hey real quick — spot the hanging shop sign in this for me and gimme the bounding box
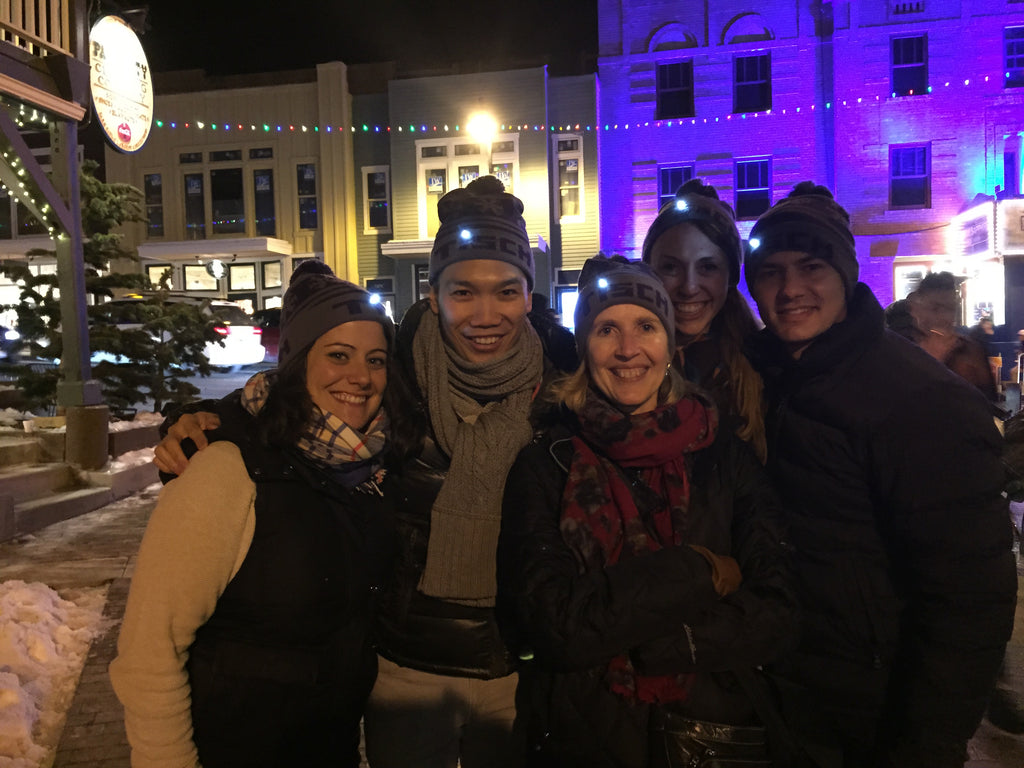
[89,15,153,153]
[999,199,1024,256]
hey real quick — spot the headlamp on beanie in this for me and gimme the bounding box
[573,254,675,359]
[641,178,743,286]
[429,175,535,289]
[278,260,394,370]
[745,181,858,299]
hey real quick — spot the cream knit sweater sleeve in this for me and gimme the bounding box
[110,441,256,768]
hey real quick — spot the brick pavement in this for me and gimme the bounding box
[53,578,131,768]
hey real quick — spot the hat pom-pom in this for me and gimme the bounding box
[676,178,720,203]
[788,181,835,200]
[290,260,335,283]
[465,175,506,196]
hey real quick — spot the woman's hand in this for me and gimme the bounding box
[153,412,221,476]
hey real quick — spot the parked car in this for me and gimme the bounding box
[252,307,280,363]
[93,295,266,371]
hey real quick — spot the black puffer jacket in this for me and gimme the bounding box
[749,284,1017,767]
[496,411,797,768]
[374,299,578,679]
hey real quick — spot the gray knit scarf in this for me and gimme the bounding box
[412,310,543,605]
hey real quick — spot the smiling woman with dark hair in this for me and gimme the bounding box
[111,261,398,768]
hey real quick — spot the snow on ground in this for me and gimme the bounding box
[0,581,108,767]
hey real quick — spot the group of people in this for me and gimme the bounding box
[109,174,1017,768]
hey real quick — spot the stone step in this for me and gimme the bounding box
[0,435,41,467]
[0,462,74,505]
[0,486,114,542]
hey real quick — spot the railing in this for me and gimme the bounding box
[0,0,84,60]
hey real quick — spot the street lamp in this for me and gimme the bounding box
[467,112,497,145]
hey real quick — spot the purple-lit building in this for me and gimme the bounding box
[596,0,1024,329]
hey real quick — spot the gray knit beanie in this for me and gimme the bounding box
[278,260,394,370]
[641,179,743,286]
[745,181,858,298]
[429,175,534,289]
[574,254,674,359]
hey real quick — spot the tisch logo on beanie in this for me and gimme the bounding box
[429,175,535,290]
[745,181,858,298]
[641,178,743,286]
[278,260,394,370]
[574,254,674,359]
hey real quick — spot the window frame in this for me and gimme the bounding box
[143,171,164,238]
[891,34,928,96]
[656,59,695,119]
[296,161,319,231]
[734,158,772,220]
[658,164,695,209]
[415,135,519,239]
[362,165,392,235]
[889,143,932,209]
[733,53,771,113]
[555,134,585,223]
[1006,26,1024,88]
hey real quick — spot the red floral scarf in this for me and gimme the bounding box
[560,389,718,703]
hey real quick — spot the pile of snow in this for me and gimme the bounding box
[0,581,107,766]
[108,411,163,432]
[0,409,36,429]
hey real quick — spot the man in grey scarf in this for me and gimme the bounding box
[364,175,576,768]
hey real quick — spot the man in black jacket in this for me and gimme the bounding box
[364,176,576,768]
[744,182,1017,768]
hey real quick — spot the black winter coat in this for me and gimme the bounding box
[374,299,578,679]
[749,284,1017,767]
[183,395,394,767]
[496,412,798,768]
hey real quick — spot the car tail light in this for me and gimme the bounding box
[214,326,229,336]
[253,327,262,336]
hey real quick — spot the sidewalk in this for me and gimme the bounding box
[0,485,1022,767]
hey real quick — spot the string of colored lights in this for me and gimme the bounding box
[147,73,1008,135]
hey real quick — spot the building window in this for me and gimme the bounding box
[1006,148,1021,197]
[296,163,318,230]
[734,54,771,113]
[735,158,771,219]
[209,149,242,162]
[658,165,695,208]
[890,144,931,208]
[656,60,694,119]
[0,190,12,239]
[146,264,171,287]
[143,173,163,238]
[417,135,518,238]
[891,35,927,96]
[1007,27,1024,88]
[253,169,276,237]
[210,168,245,235]
[183,173,206,240]
[556,135,584,221]
[363,166,391,234]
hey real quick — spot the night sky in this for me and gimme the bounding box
[137,0,598,76]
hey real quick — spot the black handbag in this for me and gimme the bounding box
[649,709,772,768]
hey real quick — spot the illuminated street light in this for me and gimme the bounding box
[467,112,497,144]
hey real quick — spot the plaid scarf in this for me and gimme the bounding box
[241,371,388,473]
[561,389,717,703]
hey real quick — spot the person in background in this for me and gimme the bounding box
[908,271,998,403]
[745,182,1017,768]
[883,298,921,344]
[641,179,765,460]
[497,255,797,767]
[112,262,397,767]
